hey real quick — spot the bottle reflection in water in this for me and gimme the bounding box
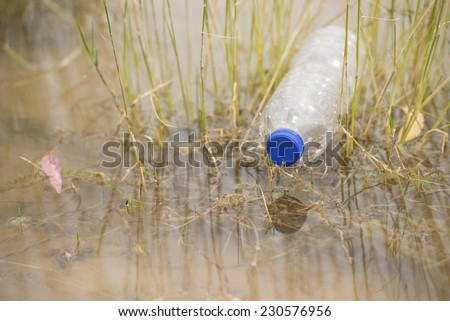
[267,195,309,234]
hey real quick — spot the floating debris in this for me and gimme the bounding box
[40,153,62,194]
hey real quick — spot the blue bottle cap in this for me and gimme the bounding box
[266,128,304,166]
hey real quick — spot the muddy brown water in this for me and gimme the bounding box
[1,1,449,300]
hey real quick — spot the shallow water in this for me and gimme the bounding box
[1,1,449,300]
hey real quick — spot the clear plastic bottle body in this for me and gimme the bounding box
[260,26,360,164]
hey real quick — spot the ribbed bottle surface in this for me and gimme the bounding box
[261,26,360,165]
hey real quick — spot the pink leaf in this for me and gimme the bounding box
[40,154,62,194]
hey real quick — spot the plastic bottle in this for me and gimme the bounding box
[260,25,360,166]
